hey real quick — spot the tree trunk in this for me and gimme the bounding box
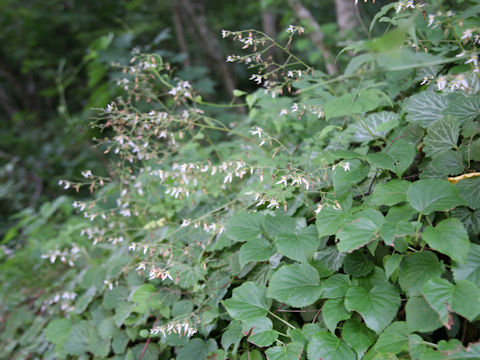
[261,8,278,63]
[287,0,338,75]
[179,0,236,96]
[335,0,358,36]
[172,3,191,68]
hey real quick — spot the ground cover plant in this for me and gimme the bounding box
[2,0,480,359]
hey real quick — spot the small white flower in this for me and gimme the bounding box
[287,25,295,33]
[136,262,146,271]
[314,204,323,215]
[249,126,263,138]
[437,76,447,91]
[461,29,473,41]
[466,55,478,67]
[128,243,137,251]
[343,162,351,171]
[276,175,288,187]
[221,30,228,38]
[427,14,435,27]
[279,109,288,116]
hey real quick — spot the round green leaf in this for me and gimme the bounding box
[239,238,275,267]
[407,179,464,215]
[265,343,304,360]
[337,209,384,253]
[406,296,443,332]
[374,321,408,355]
[345,283,400,334]
[307,331,356,360]
[343,251,375,277]
[342,318,376,358]
[225,212,264,242]
[422,278,454,328]
[44,318,72,345]
[453,243,480,286]
[370,180,410,206]
[177,338,217,360]
[267,264,322,307]
[223,282,270,320]
[274,226,320,263]
[451,280,480,321]
[322,274,351,299]
[399,251,445,296]
[422,218,470,264]
[322,298,351,333]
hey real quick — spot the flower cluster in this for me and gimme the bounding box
[41,245,81,266]
[150,321,197,338]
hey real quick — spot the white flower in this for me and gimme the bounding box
[437,76,447,91]
[249,126,263,138]
[266,199,280,209]
[276,175,288,187]
[466,55,478,67]
[343,162,351,171]
[226,55,234,62]
[427,14,435,27]
[221,29,228,38]
[128,243,137,251]
[136,262,146,271]
[81,170,93,178]
[314,204,323,215]
[461,29,473,41]
[287,25,295,33]
[223,173,233,184]
[279,109,288,116]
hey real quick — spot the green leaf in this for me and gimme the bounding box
[453,243,480,286]
[422,218,469,263]
[399,251,445,296]
[443,93,480,124]
[384,254,403,280]
[45,319,71,345]
[265,343,304,360]
[177,338,217,360]
[406,296,443,332]
[131,284,159,313]
[374,321,408,355]
[114,303,133,327]
[455,177,480,209]
[267,263,322,307]
[332,159,369,196]
[239,238,275,267]
[263,215,303,237]
[452,207,480,236]
[324,89,387,120]
[88,328,111,357]
[64,321,91,355]
[322,274,351,299]
[345,283,401,334]
[223,282,270,320]
[343,251,374,277]
[351,111,399,143]
[342,318,376,358]
[314,246,345,272]
[103,286,129,310]
[337,209,384,253]
[431,150,465,176]
[274,226,320,263]
[225,212,264,242]
[380,219,416,246]
[307,331,356,360]
[451,280,480,321]
[221,321,243,354]
[378,139,416,177]
[370,180,410,206]
[404,91,448,128]
[423,116,460,157]
[243,317,278,347]
[322,298,351,333]
[316,207,349,237]
[422,278,455,329]
[407,179,464,215]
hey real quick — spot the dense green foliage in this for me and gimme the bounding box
[2,0,480,359]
